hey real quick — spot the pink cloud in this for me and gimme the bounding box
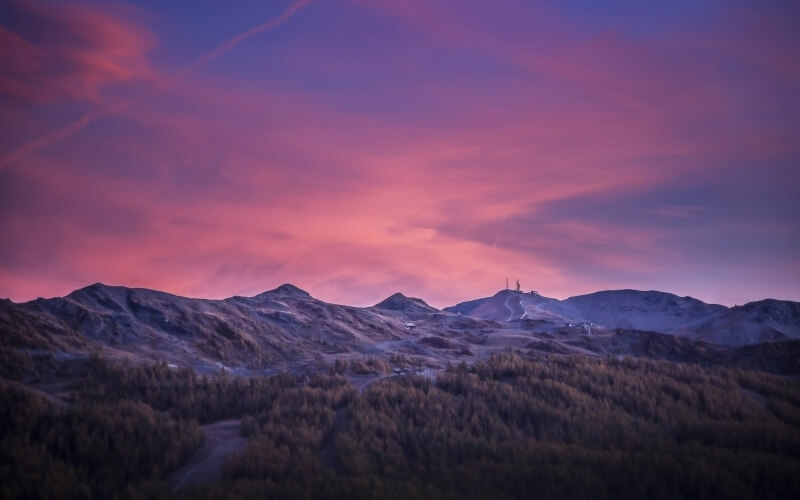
[0,0,797,307]
[0,0,157,105]
[0,75,685,305]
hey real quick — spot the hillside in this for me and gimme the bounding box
[2,284,799,379]
[3,284,800,497]
[447,289,799,346]
[3,353,800,499]
[445,290,563,322]
[672,299,800,345]
[551,290,726,331]
[5,283,409,373]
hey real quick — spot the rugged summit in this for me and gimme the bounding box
[373,293,438,313]
[256,284,311,299]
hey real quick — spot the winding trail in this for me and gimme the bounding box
[354,368,445,395]
[739,387,768,408]
[17,382,68,408]
[169,418,247,490]
[502,294,526,321]
[503,297,514,321]
[356,373,395,395]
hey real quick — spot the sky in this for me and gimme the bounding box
[1,0,798,308]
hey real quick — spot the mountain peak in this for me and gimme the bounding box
[259,283,310,298]
[66,282,117,299]
[374,293,437,312]
[73,282,109,292]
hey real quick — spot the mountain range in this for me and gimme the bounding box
[2,284,799,376]
[447,289,800,345]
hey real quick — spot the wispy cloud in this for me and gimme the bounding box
[0,1,157,105]
[0,0,314,169]
[649,205,710,219]
[0,0,797,307]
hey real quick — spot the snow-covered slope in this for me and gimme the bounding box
[545,290,726,332]
[671,299,800,345]
[447,289,799,346]
[445,290,564,322]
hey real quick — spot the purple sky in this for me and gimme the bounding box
[1,0,798,307]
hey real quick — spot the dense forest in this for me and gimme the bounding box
[2,353,800,499]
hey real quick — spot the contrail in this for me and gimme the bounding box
[0,114,92,169]
[0,0,313,169]
[491,215,507,249]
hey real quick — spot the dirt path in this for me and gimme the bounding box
[353,368,443,395]
[352,373,395,395]
[169,418,247,490]
[739,387,768,408]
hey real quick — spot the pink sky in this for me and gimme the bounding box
[1,0,798,307]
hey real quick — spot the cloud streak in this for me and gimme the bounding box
[0,0,314,169]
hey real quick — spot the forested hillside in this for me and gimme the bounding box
[2,353,800,499]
